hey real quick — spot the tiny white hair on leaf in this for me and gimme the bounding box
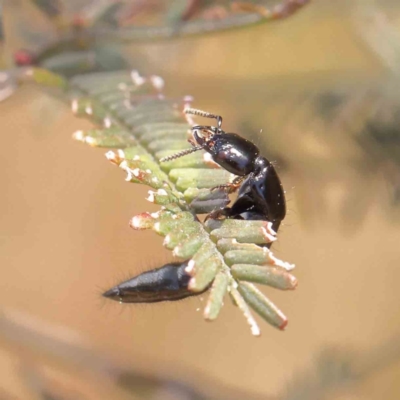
[103,117,112,128]
[157,189,168,196]
[131,70,145,86]
[72,130,84,141]
[150,75,164,90]
[71,99,79,114]
[132,168,140,177]
[146,191,155,203]
[185,260,195,274]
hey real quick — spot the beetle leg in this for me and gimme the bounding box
[210,176,245,194]
[204,207,230,222]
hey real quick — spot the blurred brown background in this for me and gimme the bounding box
[1,1,400,399]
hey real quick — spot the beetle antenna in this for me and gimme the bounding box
[159,145,204,162]
[185,108,222,128]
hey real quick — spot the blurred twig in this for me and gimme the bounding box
[1,310,400,400]
[283,338,400,400]
[0,310,269,400]
[7,0,312,61]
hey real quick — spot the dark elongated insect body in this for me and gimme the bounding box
[192,130,260,176]
[103,261,207,303]
[104,109,287,304]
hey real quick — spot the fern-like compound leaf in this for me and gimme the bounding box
[68,70,296,336]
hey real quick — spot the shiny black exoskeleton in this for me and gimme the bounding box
[226,155,286,233]
[103,260,205,303]
[161,108,286,232]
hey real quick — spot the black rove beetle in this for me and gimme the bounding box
[103,109,287,304]
[161,108,286,233]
